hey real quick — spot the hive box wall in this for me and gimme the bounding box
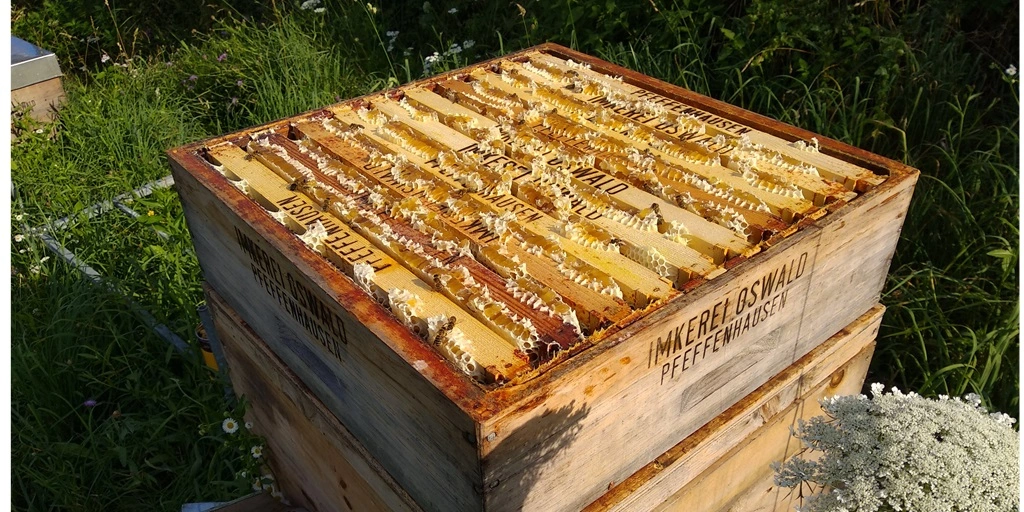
[206,283,880,512]
[588,306,882,511]
[476,177,912,510]
[207,285,422,512]
[171,156,486,511]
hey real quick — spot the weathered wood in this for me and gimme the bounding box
[587,305,881,511]
[12,76,65,123]
[205,142,529,381]
[171,147,488,511]
[209,282,879,512]
[208,285,420,512]
[528,52,884,192]
[650,342,872,512]
[169,43,917,512]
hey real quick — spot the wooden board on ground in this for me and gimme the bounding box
[169,43,916,511]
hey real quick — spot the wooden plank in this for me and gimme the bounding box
[209,285,420,512]
[588,305,881,511]
[341,101,719,286]
[415,84,791,245]
[206,142,529,382]
[322,108,658,311]
[12,76,65,123]
[474,169,913,512]
[292,118,643,326]
[652,343,875,512]
[454,73,751,263]
[508,60,856,207]
[406,85,761,255]
[473,70,814,223]
[214,278,878,512]
[252,132,582,359]
[529,52,884,192]
[303,105,673,308]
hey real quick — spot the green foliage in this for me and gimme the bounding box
[12,64,207,219]
[11,265,252,511]
[12,0,269,74]
[9,0,1018,508]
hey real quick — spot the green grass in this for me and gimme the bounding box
[11,0,1018,508]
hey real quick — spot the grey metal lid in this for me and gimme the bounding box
[12,36,63,90]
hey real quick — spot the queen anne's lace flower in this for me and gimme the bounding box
[773,385,1018,512]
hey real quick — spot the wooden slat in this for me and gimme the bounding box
[587,305,882,511]
[253,132,583,355]
[209,285,421,512]
[320,108,659,313]
[206,143,528,381]
[474,70,815,223]
[351,100,719,286]
[407,85,761,255]
[508,60,855,207]
[435,75,751,260]
[291,118,640,330]
[529,52,884,192]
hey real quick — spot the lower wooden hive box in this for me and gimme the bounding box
[170,43,916,511]
[208,285,883,511]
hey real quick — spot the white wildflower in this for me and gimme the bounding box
[299,0,320,10]
[15,214,23,222]
[313,6,325,13]
[19,249,26,254]
[386,30,400,38]
[463,39,475,49]
[222,417,239,434]
[774,386,1019,512]
[251,445,264,458]
[14,235,24,243]
[366,2,378,14]
[101,53,110,63]
[448,7,458,13]
[1006,64,1017,76]
[30,265,40,274]
[39,256,50,264]
[245,421,253,429]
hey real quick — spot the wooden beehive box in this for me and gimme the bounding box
[169,43,917,512]
[207,284,882,512]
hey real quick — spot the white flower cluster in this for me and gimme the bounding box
[773,384,1019,512]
